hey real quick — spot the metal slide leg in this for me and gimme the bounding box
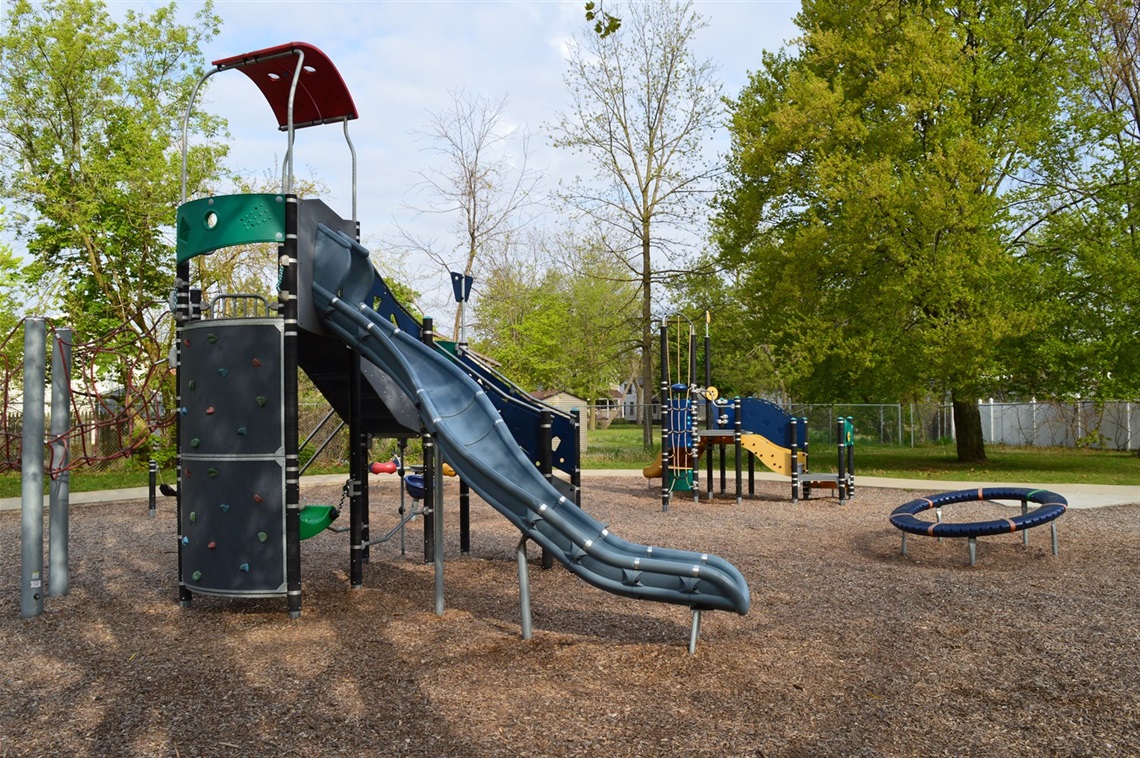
[688,610,702,655]
[516,536,532,640]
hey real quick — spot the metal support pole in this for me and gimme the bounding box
[900,533,908,555]
[789,418,799,503]
[398,438,408,556]
[704,329,713,504]
[21,318,46,618]
[659,323,670,513]
[282,195,302,619]
[459,479,470,554]
[434,449,444,616]
[422,431,435,564]
[516,536,532,640]
[49,327,72,597]
[1022,497,1030,548]
[688,610,702,655]
[719,442,726,494]
[734,397,742,505]
[421,318,436,564]
[350,349,365,588]
[147,459,157,520]
[539,410,554,569]
[570,409,582,506]
[1051,522,1059,556]
[968,537,977,566]
[836,418,847,505]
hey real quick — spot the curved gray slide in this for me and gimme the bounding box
[310,225,749,615]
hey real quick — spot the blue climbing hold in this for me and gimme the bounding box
[218,367,229,377]
[239,563,250,572]
[236,426,247,436]
[219,503,230,512]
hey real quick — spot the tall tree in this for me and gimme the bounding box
[396,89,542,343]
[551,0,722,447]
[1006,0,1140,403]
[0,0,225,366]
[713,0,1093,462]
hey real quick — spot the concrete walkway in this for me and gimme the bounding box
[2,470,1135,512]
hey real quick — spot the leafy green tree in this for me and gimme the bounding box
[1005,0,1140,402]
[472,234,639,401]
[551,0,722,447]
[713,0,1094,462]
[0,0,225,364]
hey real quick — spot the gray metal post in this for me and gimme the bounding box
[21,318,47,618]
[968,537,977,566]
[433,448,444,616]
[49,327,71,597]
[1022,497,1030,547]
[516,536,532,640]
[147,459,157,519]
[1051,522,1059,556]
[688,610,702,655]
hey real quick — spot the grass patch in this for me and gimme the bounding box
[583,426,1138,486]
[1,430,1134,497]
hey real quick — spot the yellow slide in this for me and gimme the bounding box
[740,434,804,477]
[642,454,663,479]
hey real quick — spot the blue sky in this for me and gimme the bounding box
[127,1,802,321]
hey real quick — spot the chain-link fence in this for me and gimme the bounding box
[595,400,1138,450]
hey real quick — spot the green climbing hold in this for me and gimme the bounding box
[192,570,202,581]
[208,468,218,478]
[257,531,268,543]
[190,437,200,448]
[188,379,196,391]
[218,367,229,377]
[236,426,247,436]
[189,511,197,523]
[256,396,267,407]
[207,333,218,343]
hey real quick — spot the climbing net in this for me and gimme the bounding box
[0,316,176,476]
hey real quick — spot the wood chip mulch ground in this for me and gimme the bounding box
[1,475,1137,756]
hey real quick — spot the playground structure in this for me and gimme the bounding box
[647,314,855,510]
[172,42,749,648]
[889,487,1067,566]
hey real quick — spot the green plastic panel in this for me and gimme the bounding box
[177,194,286,263]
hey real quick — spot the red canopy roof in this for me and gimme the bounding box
[211,42,358,131]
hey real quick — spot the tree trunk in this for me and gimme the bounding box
[640,221,654,449]
[640,306,654,448]
[952,393,987,463]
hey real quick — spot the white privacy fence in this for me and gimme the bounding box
[979,400,1139,451]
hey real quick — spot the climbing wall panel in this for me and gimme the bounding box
[180,318,286,597]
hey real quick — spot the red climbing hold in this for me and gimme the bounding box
[370,461,398,475]
[206,406,215,415]
[208,541,217,550]
[251,357,262,367]
[253,493,263,503]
